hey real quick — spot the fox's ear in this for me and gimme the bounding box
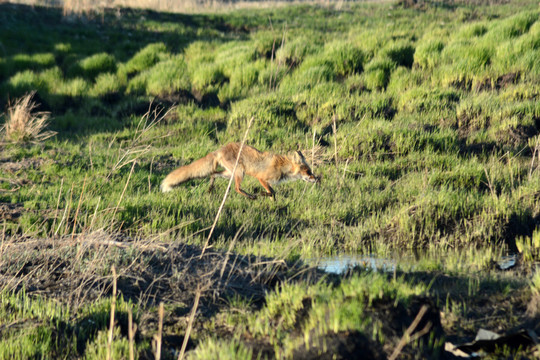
[294,150,305,163]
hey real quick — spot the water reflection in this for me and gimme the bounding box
[315,255,397,274]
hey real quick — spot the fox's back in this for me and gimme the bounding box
[216,143,270,167]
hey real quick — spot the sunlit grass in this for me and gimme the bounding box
[1,0,540,357]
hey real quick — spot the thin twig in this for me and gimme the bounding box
[55,182,73,236]
[128,306,137,360]
[51,178,64,236]
[219,225,245,280]
[312,129,316,171]
[154,302,164,360]
[88,196,101,231]
[149,155,155,194]
[71,175,87,239]
[178,289,201,360]
[107,265,117,360]
[63,182,75,235]
[332,114,340,188]
[275,24,286,90]
[89,140,94,172]
[529,138,540,181]
[268,16,275,90]
[389,305,431,360]
[484,167,496,198]
[109,161,137,232]
[200,116,254,258]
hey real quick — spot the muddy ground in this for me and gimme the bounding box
[0,232,539,359]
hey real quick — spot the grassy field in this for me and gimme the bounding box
[1,0,540,358]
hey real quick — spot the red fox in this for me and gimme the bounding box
[160,143,319,199]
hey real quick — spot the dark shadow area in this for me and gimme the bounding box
[0,2,253,137]
[503,212,540,253]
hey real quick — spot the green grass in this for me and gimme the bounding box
[1,0,540,358]
[0,290,147,359]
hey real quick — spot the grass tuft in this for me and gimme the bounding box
[1,92,56,144]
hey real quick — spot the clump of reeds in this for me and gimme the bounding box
[1,92,56,144]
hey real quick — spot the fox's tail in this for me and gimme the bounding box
[160,153,216,192]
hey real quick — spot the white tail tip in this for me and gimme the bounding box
[160,182,173,193]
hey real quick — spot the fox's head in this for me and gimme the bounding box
[291,151,320,183]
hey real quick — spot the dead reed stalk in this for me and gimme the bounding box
[51,178,64,237]
[178,289,201,360]
[107,265,117,360]
[109,160,137,232]
[219,225,245,280]
[332,114,342,190]
[154,302,164,360]
[200,116,254,257]
[128,306,137,360]
[529,136,540,181]
[71,175,87,239]
[389,305,432,360]
[54,183,74,236]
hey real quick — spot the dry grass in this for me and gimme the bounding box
[9,0,355,15]
[0,230,314,308]
[1,92,56,144]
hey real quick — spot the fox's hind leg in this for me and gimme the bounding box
[208,176,216,193]
[208,168,232,193]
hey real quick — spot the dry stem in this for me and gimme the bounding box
[107,265,117,360]
[178,289,201,360]
[389,305,432,360]
[200,116,254,257]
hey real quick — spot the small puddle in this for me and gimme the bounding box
[314,255,397,274]
[497,254,518,270]
[313,253,518,275]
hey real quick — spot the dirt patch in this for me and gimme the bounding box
[293,330,386,360]
[0,231,317,310]
[152,155,183,173]
[474,72,520,92]
[191,89,222,109]
[0,157,51,173]
[155,90,196,107]
[496,124,538,148]
[370,296,443,359]
[0,202,24,221]
[497,72,520,88]
[288,296,442,360]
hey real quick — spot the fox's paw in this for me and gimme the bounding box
[259,191,275,200]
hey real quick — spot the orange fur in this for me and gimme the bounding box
[160,143,319,199]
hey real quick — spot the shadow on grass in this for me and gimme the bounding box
[0,2,251,136]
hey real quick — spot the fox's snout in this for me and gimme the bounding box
[302,173,320,184]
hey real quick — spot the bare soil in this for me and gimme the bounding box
[0,157,51,173]
[0,232,538,359]
[0,202,24,221]
[0,231,312,310]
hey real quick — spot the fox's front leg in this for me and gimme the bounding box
[234,174,256,200]
[257,178,276,201]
